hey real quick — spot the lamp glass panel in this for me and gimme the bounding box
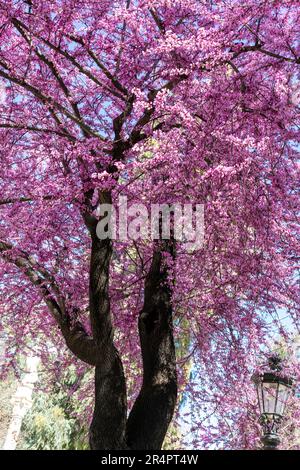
[257,383,264,414]
[262,382,278,414]
[276,383,290,416]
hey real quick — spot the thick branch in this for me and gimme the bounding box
[89,234,113,343]
[0,240,98,366]
[232,44,300,64]
[126,240,177,450]
[0,194,56,206]
[149,8,166,34]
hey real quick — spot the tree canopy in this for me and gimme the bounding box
[0,0,299,449]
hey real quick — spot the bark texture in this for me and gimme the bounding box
[88,235,177,450]
[126,242,177,450]
[88,234,128,450]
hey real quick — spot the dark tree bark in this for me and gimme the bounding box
[126,240,177,450]
[88,234,128,449]
[87,233,177,450]
[90,355,128,449]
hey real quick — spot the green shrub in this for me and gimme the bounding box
[20,369,89,450]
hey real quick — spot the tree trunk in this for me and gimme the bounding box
[126,241,177,450]
[88,237,177,450]
[89,352,128,449]
[87,234,129,449]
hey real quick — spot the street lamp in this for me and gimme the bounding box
[252,355,294,450]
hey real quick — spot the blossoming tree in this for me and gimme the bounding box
[0,0,299,450]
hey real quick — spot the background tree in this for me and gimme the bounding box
[0,0,299,450]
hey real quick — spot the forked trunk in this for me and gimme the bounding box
[88,239,177,450]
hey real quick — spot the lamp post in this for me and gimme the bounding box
[252,355,294,450]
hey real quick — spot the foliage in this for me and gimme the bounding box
[0,373,17,448]
[0,0,299,449]
[20,368,89,450]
